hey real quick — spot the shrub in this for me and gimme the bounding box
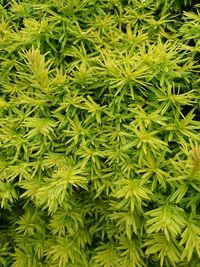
[0,0,200,266]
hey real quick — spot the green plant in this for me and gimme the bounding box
[0,0,200,266]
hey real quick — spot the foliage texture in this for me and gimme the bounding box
[0,0,200,266]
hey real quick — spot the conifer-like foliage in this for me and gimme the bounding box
[0,0,200,266]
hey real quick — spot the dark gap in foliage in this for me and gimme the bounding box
[0,0,10,9]
[187,39,196,47]
[193,52,200,64]
[182,0,200,12]
[181,105,200,121]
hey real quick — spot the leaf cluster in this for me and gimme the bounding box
[0,0,200,266]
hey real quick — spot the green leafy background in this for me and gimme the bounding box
[0,0,200,266]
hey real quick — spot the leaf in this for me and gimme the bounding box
[145,205,186,240]
[114,179,152,212]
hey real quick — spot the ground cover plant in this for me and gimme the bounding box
[0,0,200,266]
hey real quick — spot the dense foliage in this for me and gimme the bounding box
[0,0,200,266]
